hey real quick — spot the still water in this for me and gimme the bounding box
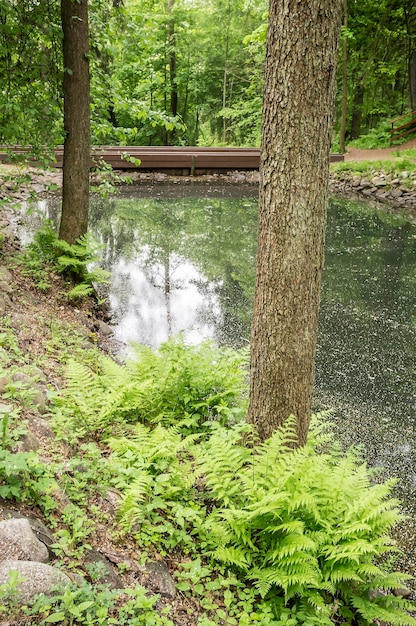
[24,184,416,567]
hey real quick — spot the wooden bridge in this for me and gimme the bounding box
[0,145,344,175]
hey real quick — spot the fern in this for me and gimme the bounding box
[196,416,415,624]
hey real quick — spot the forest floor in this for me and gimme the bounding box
[0,145,415,623]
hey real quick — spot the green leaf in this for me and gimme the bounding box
[44,613,66,623]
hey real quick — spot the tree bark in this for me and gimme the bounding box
[350,82,364,139]
[59,0,90,244]
[339,0,348,153]
[247,0,342,446]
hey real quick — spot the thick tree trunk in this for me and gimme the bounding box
[248,0,342,446]
[59,0,90,244]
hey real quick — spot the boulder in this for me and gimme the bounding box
[144,561,176,599]
[0,560,72,603]
[0,519,49,563]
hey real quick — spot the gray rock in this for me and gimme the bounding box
[0,560,71,603]
[84,549,123,590]
[9,373,47,414]
[8,312,31,329]
[0,293,12,315]
[144,561,176,599]
[28,416,54,439]
[0,282,13,295]
[96,320,113,337]
[17,430,41,452]
[0,510,55,556]
[371,176,387,187]
[389,188,403,198]
[0,376,11,395]
[0,268,12,284]
[0,519,49,563]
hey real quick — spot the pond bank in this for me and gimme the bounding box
[2,162,416,224]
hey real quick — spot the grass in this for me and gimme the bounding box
[331,157,416,178]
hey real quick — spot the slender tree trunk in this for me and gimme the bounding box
[59,0,90,244]
[167,0,177,145]
[248,0,342,446]
[339,0,348,153]
[350,82,364,139]
[409,50,416,112]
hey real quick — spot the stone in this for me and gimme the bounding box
[351,176,362,187]
[0,519,49,563]
[389,188,403,198]
[0,282,13,295]
[9,373,47,414]
[371,176,387,186]
[0,560,71,603]
[0,268,12,284]
[0,293,12,315]
[392,586,412,599]
[84,549,124,590]
[144,561,176,599]
[95,320,113,337]
[17,430,41,452]
[0,510,55,556]
[28,416,54,439]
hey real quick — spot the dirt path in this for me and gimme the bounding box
[345,136,416,161]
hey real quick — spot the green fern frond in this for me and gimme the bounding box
[212,546,250,569]
[351,594,416,625]
[66,283,94,299]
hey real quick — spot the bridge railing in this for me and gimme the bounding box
[390,109,416,144]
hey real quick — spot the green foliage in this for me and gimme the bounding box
[198,416,415,625]
[0,570,25,617]
[108,423,204,553]
[0,448,56,508]
[105,410,415,625]
[20,225,110,298]
[51,504,95,563]
[51,337,248,440]
[331,157,416,177]
[26,580,174,625]
[348,120,394,149]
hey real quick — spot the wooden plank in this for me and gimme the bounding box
[0,145,344,171]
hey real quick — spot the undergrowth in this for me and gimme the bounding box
[19,224,109,298]
[1,323,415,624]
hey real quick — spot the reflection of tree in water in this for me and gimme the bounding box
[88,190,258,343]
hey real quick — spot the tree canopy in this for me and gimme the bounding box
[1,0,414,149]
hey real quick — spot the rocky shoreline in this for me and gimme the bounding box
[329,169,416,218]
[2,164,416,226]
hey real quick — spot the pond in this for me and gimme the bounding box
[23,183,416,571]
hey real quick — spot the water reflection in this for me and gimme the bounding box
[21,185,416,564]
[88,185,258,348]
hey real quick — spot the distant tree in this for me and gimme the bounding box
[59,0,90,244]
[248,0,342,446]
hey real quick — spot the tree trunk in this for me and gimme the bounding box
[248,0,342,446]
[339,0,348,153]
[59,0,90,244]
[350,82,364,139]
[166,0,177,145]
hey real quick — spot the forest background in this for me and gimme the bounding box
[1,0,415,153]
